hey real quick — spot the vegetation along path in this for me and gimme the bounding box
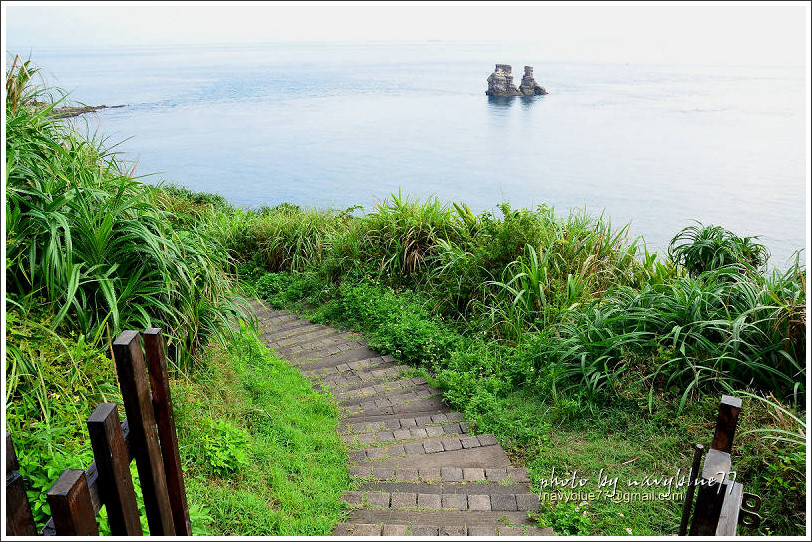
[250,299,554,536]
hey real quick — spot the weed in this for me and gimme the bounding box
[531,502,592,535]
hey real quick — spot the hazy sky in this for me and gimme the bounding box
[2,2,809,66]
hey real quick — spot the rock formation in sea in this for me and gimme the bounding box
[518,66,548,95]
[485,64,522,96]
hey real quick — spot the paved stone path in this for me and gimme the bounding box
[252,300,553,536]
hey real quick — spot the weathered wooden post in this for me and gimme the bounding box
[46,469,99,536]
[87,403,143,535]
[686,395,761,536]
[144,328,192,535]
[6,432,38,536]
[678,443,705,535]
[113,330,176,536]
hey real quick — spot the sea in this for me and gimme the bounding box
[13,42,808,268]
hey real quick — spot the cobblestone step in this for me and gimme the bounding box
[251,307,289,322]
[342,396,451,422]
[333,522,553,536]
[324,366,412,390]
[339,382,439,408]
[286,338,365,362]
[341,490,541,511]
[341,421,470,447]
[262,321,334,343]
[335,376,432,402]
[313,365,405,388]
[274,333,356,357]
[293,346,384,371]
[259,315,314,334]
[338,510,553,535]
[353,443,512,470]
[299,354,396,380]
[339,412,465,434]
[346,434,498,461]
[347,466,530,484]
[259,312,298,325]
[358,480,532,495]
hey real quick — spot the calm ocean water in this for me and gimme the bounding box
[18,42,807,267]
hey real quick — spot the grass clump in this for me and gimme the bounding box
[669,221,770,277]
[539,261,806,407]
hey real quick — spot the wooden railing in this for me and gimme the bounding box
[5,329,191,536]
[679,395,763,536]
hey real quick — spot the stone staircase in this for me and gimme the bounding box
[252,300,553,536]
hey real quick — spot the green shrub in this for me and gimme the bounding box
[668,222,769,276]
[5,310,119,529]
[539,262,805,407]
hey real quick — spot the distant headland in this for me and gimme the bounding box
[34,103,126,119]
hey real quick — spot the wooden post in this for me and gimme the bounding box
[678,443,704,536]
[87,403,143,535]
[46,469,99,536]
[689,449,732,535]
[113,330,175,536]
[688,395,743,536]
[6,432,21,473]
[715,481,744,535]
[143,328,192,535]
[710,395,742,453]
[6,432,38,536]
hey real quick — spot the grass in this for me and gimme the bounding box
[175,324,349,536]
[210,194,803,413]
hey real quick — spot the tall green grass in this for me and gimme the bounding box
[539,262,805,407]
[206,191,804,407]
[5,61,244,370]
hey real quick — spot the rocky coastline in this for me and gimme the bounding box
[35,103,126,119]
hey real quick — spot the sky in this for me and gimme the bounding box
[2,1,810,66]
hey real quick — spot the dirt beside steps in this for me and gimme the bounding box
[251,300,553,536]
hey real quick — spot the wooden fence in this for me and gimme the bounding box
[679,395,763,536]
[5,329,191,536]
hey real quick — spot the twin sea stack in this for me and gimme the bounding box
[486,64,548,97]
